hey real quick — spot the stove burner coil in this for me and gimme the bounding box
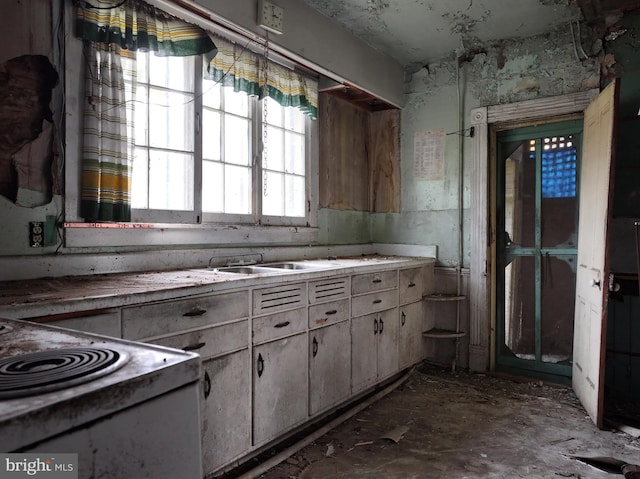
[0,348,129,399]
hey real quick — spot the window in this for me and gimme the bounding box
[126,51,312,226]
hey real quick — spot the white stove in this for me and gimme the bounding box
[0,318,203,478]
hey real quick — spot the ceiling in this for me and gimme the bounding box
[302,0,640,67]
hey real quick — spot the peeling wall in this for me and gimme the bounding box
[377,25,600,267]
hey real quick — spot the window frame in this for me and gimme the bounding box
[63,2,319,248]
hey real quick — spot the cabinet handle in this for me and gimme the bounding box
[312,337,318,357]
[379,318,384,334]
[203,371,212,399]
[408,282,416,288]
[325,309,337,315]
[374,318,378,335]
[183,308,207,317]
[183,342,206,351]
[274,321,290,328]
[257,353,264,378]
[372,278,382,284]
[373,299,382,304]
[401,311,406,327]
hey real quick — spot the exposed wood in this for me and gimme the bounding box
[320,83,397,112]
[369,109,401,213]
[573,79,619,429]
[319,93,369,210]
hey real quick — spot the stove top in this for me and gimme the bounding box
[0,317,201,452]
[0,347,129,399]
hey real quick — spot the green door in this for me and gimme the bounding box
[496,120,583,383]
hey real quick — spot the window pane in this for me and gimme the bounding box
[202,109,221,160]
[266,126,284,172]
[224,87,248,117]
[265,97,283,127]
[132,147,149,209]
[263,172,283,216]
[225,115,249,166]
[149,88,194,151]
[148,150,194,210]
[285,175,305,217]
[202,79,221,109]
[202,160,223,213]
[225,164,251,214]
[284,106,304,133]
[285,132,304,174]
[149,55,194,91]
[133,85,149,146]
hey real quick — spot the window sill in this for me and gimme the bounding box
[63,222,318,248]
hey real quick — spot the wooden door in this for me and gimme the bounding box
[573,80,619,428]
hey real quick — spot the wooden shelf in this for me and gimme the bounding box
[423,294,466,302]
[422,328,466,339]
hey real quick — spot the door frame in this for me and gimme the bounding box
[468,89,599,372]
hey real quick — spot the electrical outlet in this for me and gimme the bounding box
[29,222,44,247]
[257,0,284,34]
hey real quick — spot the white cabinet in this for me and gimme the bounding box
[399,302,423,369]
[309,320,350,415]
[252,328,308,446]
[351,308,399,394]
[31,310,122,337]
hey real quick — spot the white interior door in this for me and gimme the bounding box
[572,79,619,428]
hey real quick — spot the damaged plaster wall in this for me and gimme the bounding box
[371,25,600,267]
[0,0,62,257]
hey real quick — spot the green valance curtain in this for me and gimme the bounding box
[76,0,216,222]
[75,0,217,57]
[206,35,318,119]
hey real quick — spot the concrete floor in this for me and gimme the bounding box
[252,364,640,478]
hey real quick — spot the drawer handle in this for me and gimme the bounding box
[325,310,338,315]
[401,311,406,327]
[372,278,382,284]
[257,353,264,378]
[373,299,382,304]
[274,321,290,328]
[408,283,416,288]
[183,342,206,351]
[183,308,207,317]
[312,337,318,357]
[374,318,378,335]
[379,318,384,334]
[203,371,212,399]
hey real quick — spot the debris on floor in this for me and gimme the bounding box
[252,363,640,478]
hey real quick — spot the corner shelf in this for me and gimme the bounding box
[423,293,466,302]
[422,328,466,339]
[422,293,467,372]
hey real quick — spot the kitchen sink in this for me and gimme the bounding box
[215,266,287,274]
[261,262,327,270]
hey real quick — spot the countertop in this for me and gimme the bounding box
[0,255,435,319]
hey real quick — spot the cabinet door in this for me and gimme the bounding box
[201,349,250,475]
[399,302,423,369]
[253,333,308,445]
[351,313,379,394]
[376,308,399,380]
[309,321,350,415]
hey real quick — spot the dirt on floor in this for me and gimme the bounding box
[250,363,640,479]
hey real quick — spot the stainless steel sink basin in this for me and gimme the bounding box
[261,262,325,270]
[215,266,286,274]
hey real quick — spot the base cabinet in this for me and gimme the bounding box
[351,308,399,394]
[201,350,251,474]
[253,332,308,445]
[399,301,424,369]
[309,320,351,415]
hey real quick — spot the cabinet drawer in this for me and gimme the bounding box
[252,308,306,344]
[351,270,397,295]
[309,277,349,303]
[45,310,122,338]
[122,290,249,340]
[351,289,398,317]
[309,299,349,329]
[150,320,248,359]
[399,268,423,304]
[253,283,307,316]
